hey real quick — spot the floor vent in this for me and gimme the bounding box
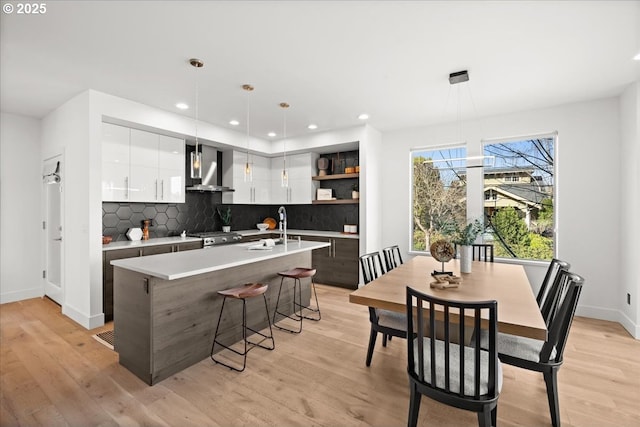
[93,330,114,350]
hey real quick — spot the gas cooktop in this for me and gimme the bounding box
[186,231,243,246]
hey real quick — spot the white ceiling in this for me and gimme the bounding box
[1,1,638,143]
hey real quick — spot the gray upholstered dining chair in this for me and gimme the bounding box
[359,251,407,366]
[406,286,501,427]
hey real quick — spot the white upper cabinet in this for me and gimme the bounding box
[157,135,185,203]
[271,152,319,204]
[101,123,185,203]
[222,150,271,204]
[129,129,159,202]
[102,123,131,201]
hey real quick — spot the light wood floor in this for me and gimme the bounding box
[1,285,639,427]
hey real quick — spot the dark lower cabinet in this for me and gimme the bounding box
[298,236,359,289]
[102,241,203,322]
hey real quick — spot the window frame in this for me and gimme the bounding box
[480,132,558,263]
[408,132,558,266]
[408,143,468,255]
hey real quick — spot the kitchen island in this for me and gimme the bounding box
[111,240,330,385]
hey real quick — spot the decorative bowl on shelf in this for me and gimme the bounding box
[257,223,269,231]
[102,236,112,245]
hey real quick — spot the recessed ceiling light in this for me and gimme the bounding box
[229,120,240,126]
[175,102,189,110]
[268,132,276,137]
[634,52,640,61]
[307,124,318,130]
[358,113,369,120]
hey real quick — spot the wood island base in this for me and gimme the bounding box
[114,251,311,385]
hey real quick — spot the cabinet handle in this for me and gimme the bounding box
[143,278,149,294]
[139,249,143,257]
[155,179,158,199]
[328,238,332,257]
[332,239,336,258]
[125,177,129,199]
[161,180,164,200]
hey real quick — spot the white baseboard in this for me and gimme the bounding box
[62,303,105,330]
[0,288,43,304]
[576,304,639,339]
[618,311,640,339]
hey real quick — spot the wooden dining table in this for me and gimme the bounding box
[349,256,547,340]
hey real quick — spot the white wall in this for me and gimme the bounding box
[40,92,101,328]
[0,113,42,303]
[382,97,634,335]
[619,82,639,338]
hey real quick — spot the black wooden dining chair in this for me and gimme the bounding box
[472,244,494,262]
[382,244,403,271]
[359,252,407,366]
[537,258,571,326]
[406,286,501,427]
[454,243,494,262]
[497,270,584,427]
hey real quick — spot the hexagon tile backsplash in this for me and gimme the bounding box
[102,192,220,241]
[102,193,359,241]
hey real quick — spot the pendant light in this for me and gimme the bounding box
[189,58,204,179]
[242,84,254,182]
[280,102,290,187]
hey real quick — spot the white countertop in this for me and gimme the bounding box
[111,240,330,280]
[237,229,359,239]
[102,236,202,251]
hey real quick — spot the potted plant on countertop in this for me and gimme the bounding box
[352,183,360,200]
[217,207,232,232]
[445,219,483,273]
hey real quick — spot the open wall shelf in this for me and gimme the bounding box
[312,199,359,205]
[312,173,359,181]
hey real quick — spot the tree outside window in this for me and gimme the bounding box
[411,147,466,252]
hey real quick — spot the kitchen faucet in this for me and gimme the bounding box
[278,206,287,245]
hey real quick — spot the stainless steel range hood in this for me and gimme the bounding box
[186,145,235,192]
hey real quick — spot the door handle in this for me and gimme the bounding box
[53,237,62,241]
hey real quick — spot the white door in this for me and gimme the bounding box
[43,156,64,305]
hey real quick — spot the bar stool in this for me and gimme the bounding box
[272,268,321,333]
[210,283,275,372]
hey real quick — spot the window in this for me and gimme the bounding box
[483,137,555,261]
[411,146,466,252]
[410,136,556,262]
